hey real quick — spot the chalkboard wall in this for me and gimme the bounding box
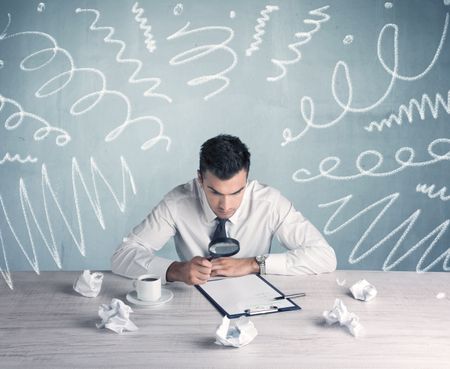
[1,0,449,288]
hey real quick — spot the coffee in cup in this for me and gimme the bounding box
[133,274,161,301]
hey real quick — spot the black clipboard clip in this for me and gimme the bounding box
[245,305,279,316]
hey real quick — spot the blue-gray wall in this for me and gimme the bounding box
[1,0,449,284]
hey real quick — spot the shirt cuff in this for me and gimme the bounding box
[265,253,287,275]
[148,256,175,285]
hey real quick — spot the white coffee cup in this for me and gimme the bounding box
[133,274,161,302]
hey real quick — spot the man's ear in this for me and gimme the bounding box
[197,170,203,184]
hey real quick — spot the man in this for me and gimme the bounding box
[112,135,336,285]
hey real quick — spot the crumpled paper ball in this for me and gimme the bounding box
[96,298,138,334]
[215,316,258,348]
[323,298,364,337]
[350,279,377,302]
[73,270,104,297]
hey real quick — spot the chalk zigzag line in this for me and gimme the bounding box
[364,90,450,132]
[0,156,136,290]
[75,8,171,102]
[245,5,279,57]
[131,2,157,53]
[318,192,450,272]
[416,183,450,202]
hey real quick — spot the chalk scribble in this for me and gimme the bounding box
[167,22,237,101]
[267,5,330,82]
[173,3,183,16]
[0,13,171,151]
[131,2,157,53]
[292,138,450,183]
[281,12,448,145]
[378,13,448,82]
[364,90,450,132]
[75,8,171,102]
[416,183,450,202]
[1,93,71,146]
[343,35,353,45]
[0,153,38,165]
[0,157,136,290]
[319,192,450,272]
[245,5,279,57]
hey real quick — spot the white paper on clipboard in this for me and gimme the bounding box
[197,274,300,318]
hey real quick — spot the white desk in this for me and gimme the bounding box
[0,271,449,369]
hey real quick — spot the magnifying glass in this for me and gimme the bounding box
[208,237,240,259]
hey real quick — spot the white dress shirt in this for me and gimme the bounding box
[111,179,336,283]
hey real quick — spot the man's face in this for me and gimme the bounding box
[198,169,247,219]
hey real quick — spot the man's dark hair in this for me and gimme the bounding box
[199,134,251,180]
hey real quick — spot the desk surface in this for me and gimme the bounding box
[0,270,449,369]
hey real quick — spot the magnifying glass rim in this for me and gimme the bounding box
[208,237,240,258]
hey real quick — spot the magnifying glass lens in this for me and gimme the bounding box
[209,243,239,255]
[208,238,240,258]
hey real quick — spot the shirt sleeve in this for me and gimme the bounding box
[265,193,337,275]
[111,199,177,284]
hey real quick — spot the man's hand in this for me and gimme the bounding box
[211,257,259,278]
[166,257,212,285]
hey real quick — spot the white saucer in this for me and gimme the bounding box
[126,288,173,306]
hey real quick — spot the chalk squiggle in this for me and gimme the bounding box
[0,11,11,37]
[167,22,237,101]
[378,12,449,82]
[282,12,448,145]
[292,137,450,183]
[319,192,450,272]
[0,94,71,146]
[0,14,170,151]
[0,152,38,165]
[75,8,171,102]
[245,5,279,57]
[0,156,136,290]
[335,13,448,114]
[131,2,157,53]
[416,183,450,202]
[267,5,330,82]
[282,21,401,145]
[364,90,450,132]
[281,61,353,146]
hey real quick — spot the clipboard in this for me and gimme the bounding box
[195,274,301,318]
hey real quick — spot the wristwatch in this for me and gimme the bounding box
[255,255,267,275]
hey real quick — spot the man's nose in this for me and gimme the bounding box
[219,196,230,210]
